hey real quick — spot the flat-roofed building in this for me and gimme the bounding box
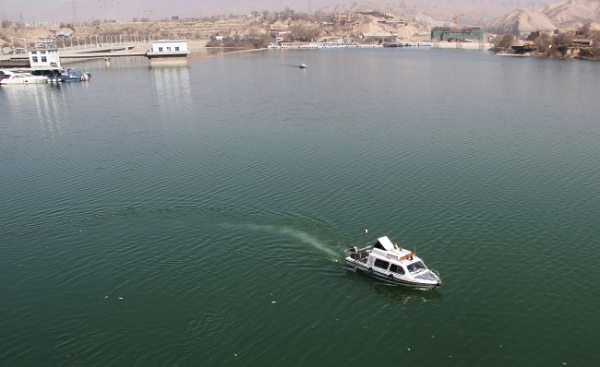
[147,40,189,64]
[28,48,61,69]
[431,27,484,42]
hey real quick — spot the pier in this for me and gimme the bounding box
[1,45,146,63]
[0,40,189,67]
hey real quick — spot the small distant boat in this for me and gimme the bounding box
[59,68,91,82]
[346,236,442,289]
[0,70,48,85]
[418,42,432,47]
[299,63,307,69]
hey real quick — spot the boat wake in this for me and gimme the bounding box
[277,226,340,258]
[237,224,341,259]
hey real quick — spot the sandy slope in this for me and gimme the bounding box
[487,0,600,35]
[487,9,557,35]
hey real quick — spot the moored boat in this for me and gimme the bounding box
[60,68,91,82]
[346,236,442,289]
[0,70,49,85]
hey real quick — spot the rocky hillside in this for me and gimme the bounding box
[540,0,600,28]
[319,0,554,26]
[487,0,600,35]
[0,19,253,47]
[486,9,557,35]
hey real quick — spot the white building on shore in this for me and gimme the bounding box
[28,48,61,70]
[150,40,189,53]
[147,40,189,63]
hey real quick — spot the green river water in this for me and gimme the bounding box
[1,48,599,365]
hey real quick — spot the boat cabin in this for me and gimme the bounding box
[350,236,428,276]
[346,235,441,288]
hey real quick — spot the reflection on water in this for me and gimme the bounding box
[103,56,149,69]
[350,272,444,306]
[1,84,69,137]
[34,85,65,136]
[151,65,192,114]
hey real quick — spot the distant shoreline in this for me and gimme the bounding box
[188,47,267,62]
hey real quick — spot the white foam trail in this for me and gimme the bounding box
[278,227,340,258]
[226,223,341,258]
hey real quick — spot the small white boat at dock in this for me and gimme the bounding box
[346,236,442,289]
[0,70,48,85]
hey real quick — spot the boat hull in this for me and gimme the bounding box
[0,76,48,85]
[346,258,441,289]
[59,69,91,82]
[61,74,90,82]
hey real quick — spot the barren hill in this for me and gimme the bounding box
[319,0,554,26]
[487,8,557,35]
[540,0,600,28]
[487,0,600,35]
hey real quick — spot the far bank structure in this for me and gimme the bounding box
[268,25,488,50]
[146,40,189,62]
[1,40,189,70]
[430,27,484,42]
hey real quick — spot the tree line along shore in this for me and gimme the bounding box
[491,24,600,60]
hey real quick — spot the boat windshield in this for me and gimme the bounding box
[407,261,426,274]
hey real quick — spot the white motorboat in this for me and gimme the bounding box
[346,236,442,289]
[0,70,48,85]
